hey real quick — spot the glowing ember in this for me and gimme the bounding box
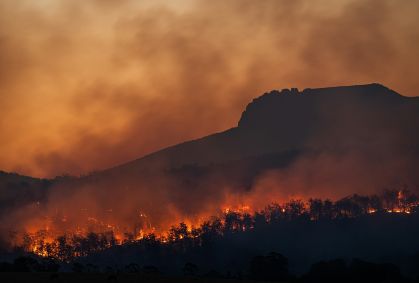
[9,190,418,259]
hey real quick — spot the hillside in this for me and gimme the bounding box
[103,83,418,175]
[2,83,419,236]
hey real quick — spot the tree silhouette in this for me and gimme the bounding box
[285,199,305,219]
[224,211,241,232]
[309,198,323,220]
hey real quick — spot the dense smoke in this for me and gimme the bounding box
[1,0,419,177]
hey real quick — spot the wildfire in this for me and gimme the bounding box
[223,204,251,214]
[11,190,419,260]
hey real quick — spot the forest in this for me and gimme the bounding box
[1,189,419,282]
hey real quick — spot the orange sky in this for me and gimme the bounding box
[1,0,419,178]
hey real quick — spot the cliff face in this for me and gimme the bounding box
[236,83,417,152]
[238,83,402,129]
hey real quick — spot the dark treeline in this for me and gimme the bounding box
[0,252,416,283]
[3,190,419,281]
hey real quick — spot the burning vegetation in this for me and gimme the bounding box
[11,189,419,261]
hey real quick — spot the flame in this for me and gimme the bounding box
[10,190,418,259]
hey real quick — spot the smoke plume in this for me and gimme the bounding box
[1,0,419,177]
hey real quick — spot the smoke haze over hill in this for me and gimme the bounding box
[1,84,419,243]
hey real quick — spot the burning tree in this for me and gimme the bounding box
[11,189,419,260]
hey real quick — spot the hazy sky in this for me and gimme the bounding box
[1,0,419,177]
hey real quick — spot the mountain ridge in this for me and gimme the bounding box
[1,83,418,180]
[103,83,418,177]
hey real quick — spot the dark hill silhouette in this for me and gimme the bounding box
[0,171,51,215]
[101,83,419,177]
